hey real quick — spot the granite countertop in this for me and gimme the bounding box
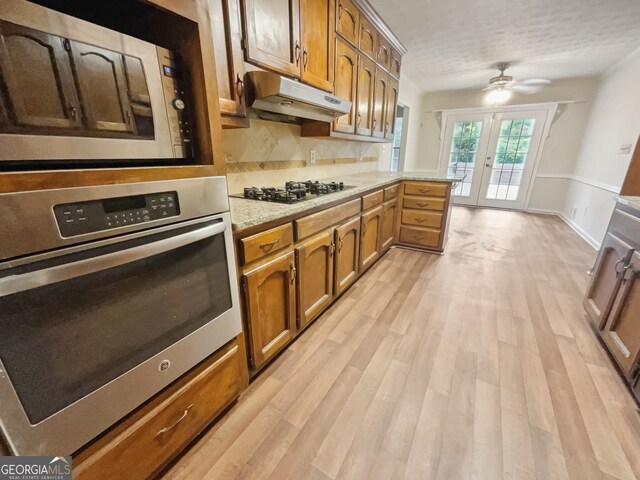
[229,171,465,231]
[618,196,640,212]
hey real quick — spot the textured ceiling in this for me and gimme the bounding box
[369,0,640,92]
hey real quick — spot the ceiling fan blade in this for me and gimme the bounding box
[511,84,544,94]
[519,78,551,86]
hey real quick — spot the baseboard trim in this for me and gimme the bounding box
[525,207,601,250]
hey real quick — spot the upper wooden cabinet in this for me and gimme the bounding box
[242,0,301,77]
[385,75,399,140]
[70,41,135,134]
[299,0,335,91]
[358,15,377,60]
[355,54,375,136]
[390,47,401,78]
[336,0,359,46]
[211,0,247,120]
[376,34,391,71]
[333,37,358,134]
[243,252,297,369]
[0,21,81,130]
[372,69,387,139]
[296,230,335,329]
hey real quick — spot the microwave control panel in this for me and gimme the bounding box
[53,191,180,238]
[157,47,192,158]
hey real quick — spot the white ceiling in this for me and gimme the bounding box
[369,0,640,92]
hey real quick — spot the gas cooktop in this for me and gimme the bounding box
[231,180,354,204]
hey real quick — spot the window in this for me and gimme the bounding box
[391,105,404,172]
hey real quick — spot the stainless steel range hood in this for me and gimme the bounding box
[247,71,352,122]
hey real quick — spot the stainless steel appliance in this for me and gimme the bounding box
[247,71,352,122]
[0,177,242,456]
[0,0,191,162]
[232,180,353,204]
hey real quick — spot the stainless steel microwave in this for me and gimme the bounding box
[0,0,191,162]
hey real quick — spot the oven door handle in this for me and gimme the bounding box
[0,221,227,297]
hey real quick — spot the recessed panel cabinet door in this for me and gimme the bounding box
[244,252,297,369]
[360,205,382,271]
[336,0,359,45]
[356,54,375,136]
[358,15,376,60]
[296,230,334,329]
[335,216,360,295]
[603,251,640,376]
[584,233,634,328]
[385,76,399,140]
[300,0,335,91]
[380,198,397,251]
[333,37,358,134]
[0,21,81,129]
[242,0,301,78]
[70,41,135,133]
[211,0,247,117]
[372,69,387,139]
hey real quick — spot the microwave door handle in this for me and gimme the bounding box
[0,221,227,297]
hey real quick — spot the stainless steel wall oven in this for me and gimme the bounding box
[0,177,241,456]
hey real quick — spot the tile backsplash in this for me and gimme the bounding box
[222,118,385,193]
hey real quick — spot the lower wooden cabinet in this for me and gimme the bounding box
[334,216,360,295]
[243,252,297,369]
[380,198,397,251]
[601,250,640,376]
[296,230,335,329]
[360,205,382,271]
[73,340,243,479]
[584,232,634,328]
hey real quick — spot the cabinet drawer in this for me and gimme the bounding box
[403,182,448,198]
[610,207,640,244]
[362,190,384,210]
[384,184,399,200]
[296,199,361,240]
[240,223,294,264]
[74,342,242,480]
[401,210,443,228]
[402,195,445,211]
[399,226,441,248]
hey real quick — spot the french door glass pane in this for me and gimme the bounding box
[485,118,535,201]
[448,121,482,198]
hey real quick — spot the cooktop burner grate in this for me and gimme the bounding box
[232,181,353,204]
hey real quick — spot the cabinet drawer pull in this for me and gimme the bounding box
[418,188,431,193]
[416,202,428,207]
[259,237,281,250]
[370,197,378,203]
[156,404,193,437]
[415,218,426,223]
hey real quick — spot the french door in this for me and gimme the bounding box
[439,109,548,210]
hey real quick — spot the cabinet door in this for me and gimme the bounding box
[584,232,634,328]
[244,252,297,369]
[336,0,359,46]
[211,0,247,118]
[242,0,301,78]
[335,216,360,295]
[296,230,334,329]
[372,69,387,139]
[380,198,397,251]
[358,15,376,60]
[376,34,391,71]
[385,75,399,140]
[603,251,640,377]
[70,41,135,133]
[355,54,375,136]
[300,0,335,91]
[0,21,81,129]
[360,205,383,271]
[389,47,402,78]
[333,37,358,134]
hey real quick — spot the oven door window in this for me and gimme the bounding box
[0,222,232,424]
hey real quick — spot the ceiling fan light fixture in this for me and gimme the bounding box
[484,88,512,106]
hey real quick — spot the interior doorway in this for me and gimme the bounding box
[438,106,553,210]
[391,104,409,172]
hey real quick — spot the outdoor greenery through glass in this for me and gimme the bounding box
[448,121,483,197]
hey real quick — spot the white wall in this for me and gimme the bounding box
[397,76,424,171]
[561,47,640,246]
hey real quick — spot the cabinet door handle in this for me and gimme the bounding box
[615,257,630,278]
[236,74,244,104]
[385,121,390,133]
[295,42,301,65]
[259,237,280,251]
[125,110,132,125]
[357,114,362,127]
[303,48,308,70]
[338,4,343,19]
[338,236,343,253]
[68,105,77,120]
[362,222,367,234]
[330,242,336,256]
[156,404,193,437]
[290,264,297,283]
[372,119,377,130]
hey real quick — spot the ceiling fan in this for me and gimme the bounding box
[483,62,551,104]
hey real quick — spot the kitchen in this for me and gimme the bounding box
[1,0,640,478]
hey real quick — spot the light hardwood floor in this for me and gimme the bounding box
[162,207,640,480]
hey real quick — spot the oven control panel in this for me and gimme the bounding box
[53,191,180,237]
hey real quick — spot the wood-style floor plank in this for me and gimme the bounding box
[162,208,640,480]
